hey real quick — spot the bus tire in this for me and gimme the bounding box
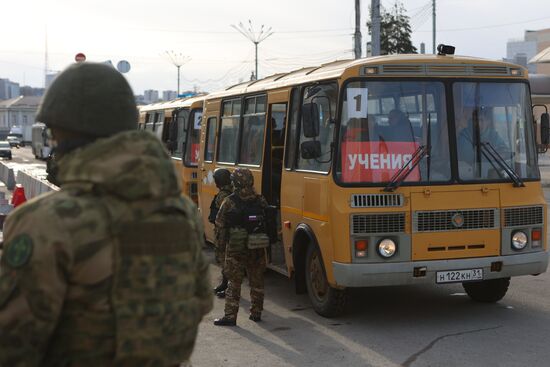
[305,244,346,317]
[462,277,510,303]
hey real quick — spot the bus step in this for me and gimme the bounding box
[267,263,289,277]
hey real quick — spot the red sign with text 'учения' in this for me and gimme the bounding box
[341,141,420,183]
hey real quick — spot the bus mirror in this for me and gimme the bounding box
[302,103,320,138]
[300,140,322,159]
[542,113,550,146]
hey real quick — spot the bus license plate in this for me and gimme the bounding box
[436,269,483,284]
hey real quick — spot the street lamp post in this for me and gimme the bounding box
[165,51,190,96]
[231,20,273,80]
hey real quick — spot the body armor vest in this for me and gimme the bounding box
[42,198,202,366]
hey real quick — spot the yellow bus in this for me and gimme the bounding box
[198,47,549,317]
[530,74,550,152]
[138,95,205,202]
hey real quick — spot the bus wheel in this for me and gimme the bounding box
[462,277,510,303]
[305,244,346,317]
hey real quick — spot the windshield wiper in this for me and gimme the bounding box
[479,142,525,187]
[383,145,429,192]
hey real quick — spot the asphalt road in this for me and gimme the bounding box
[195,250,550,367]
[4,147,550,367]
[9,145,46,166]
[191,196,550,367]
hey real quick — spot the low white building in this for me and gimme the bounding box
[0,96,42,141]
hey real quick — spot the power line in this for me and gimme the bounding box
[125,26,353,35]
[416,15,550,32]
[410,2,432,31]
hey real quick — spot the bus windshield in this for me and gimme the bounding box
[336,80,450,184]
[454,82,538,181]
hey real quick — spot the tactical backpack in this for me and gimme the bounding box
[226,195,270,251]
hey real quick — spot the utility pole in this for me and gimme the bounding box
[371,0,381,56]
[432,0,436,54]
[354,0,362,59]
[165,51,190,96]
[232,20,273,80]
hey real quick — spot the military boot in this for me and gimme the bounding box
[214,316,236,326]
[213,275,228,294]
[249,313,262,322]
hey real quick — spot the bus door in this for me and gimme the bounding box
[263,102,288,271]
[199,111,220,243]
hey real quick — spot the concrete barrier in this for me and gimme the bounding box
[0,161,58,200]
[0,162,15,190]
[16,168,58,200]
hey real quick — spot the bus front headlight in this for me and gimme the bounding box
[511,231,528,250]
[378,239,397,258]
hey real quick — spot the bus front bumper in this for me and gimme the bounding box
[332,251,549,287]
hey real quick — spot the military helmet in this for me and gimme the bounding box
[231,167,254,189]
[213,168,231,188]
[36,62,138,137]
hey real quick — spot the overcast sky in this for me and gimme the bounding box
[1,0,549,95]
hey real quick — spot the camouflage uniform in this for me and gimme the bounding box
[0,63,212,367]
[212,184,232,267]
[215,168,268,323]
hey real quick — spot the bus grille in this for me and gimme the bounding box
[472,66,509,75]
[380,64,423,74]
[351,194,403,208]
[378,64,516,76]
[351,213,405,234]
[503,206,543,227]
[413,209,498,232]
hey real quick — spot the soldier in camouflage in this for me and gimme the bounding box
[0,62,212,366]
[214,168,269,326]
[209,168,233,298]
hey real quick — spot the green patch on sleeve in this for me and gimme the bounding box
[4,234,34,268]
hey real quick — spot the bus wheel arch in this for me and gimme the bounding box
[293,224,346,317]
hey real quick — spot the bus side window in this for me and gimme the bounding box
[218,99,241,164]
[204,117,217,162]
[154,112,164,140]
[240,95,266,166]
[168,116,178,154]
[284,87,301,170]
[297,82,337,172]
[145,112,155,132]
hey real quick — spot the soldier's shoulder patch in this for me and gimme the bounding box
[5,234,34,268]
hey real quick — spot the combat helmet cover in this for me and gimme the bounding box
[36,62,138,137]
[230,167,254,189]
[213,168,231,188]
